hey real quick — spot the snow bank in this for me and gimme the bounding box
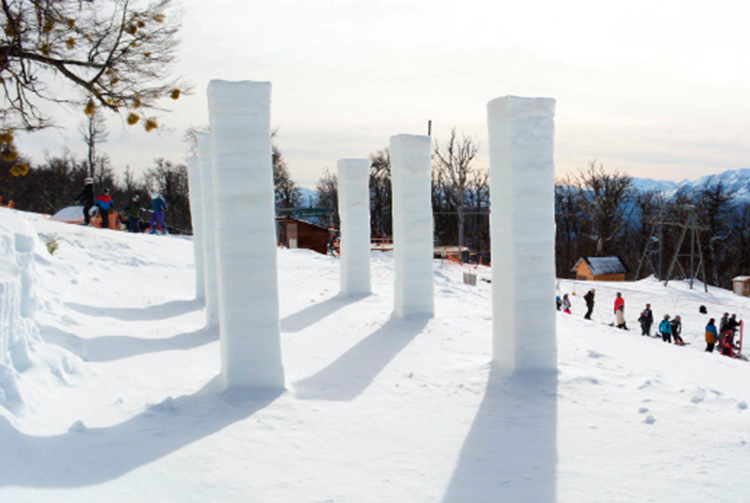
[186,156,206,301]
[207,80,284,389]
[487,96,557,372]
[197,132,219,329]
[0,210,40,408]
[337,158,371,296]
[390,134,434,318]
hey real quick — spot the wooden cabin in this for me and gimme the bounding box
[732,276,750,297]
[276,218,330,255]
[571,256,629,281]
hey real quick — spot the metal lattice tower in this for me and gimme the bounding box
[635,205,708,292]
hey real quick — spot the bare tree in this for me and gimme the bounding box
[1,0,187,132]
[697,180,734,286]
[575,161,634,256]
[369,147,391,238]
[79,109,109,178]
[272,134,301,209]
[433,128,479,252]
[315,167,338,228]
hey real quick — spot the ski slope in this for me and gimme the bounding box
[1,209,749,502]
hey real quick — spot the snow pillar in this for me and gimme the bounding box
[389,134,434,318]
[487,96,557,372]
[197,133,220,329]
[337,159,372,297]
[207,80,284,389]
[186,155,206,302]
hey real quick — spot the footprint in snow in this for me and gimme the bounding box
[587,350,605,359]
[644,415,656,425]
[638,407,649,414]
[738,401,748,410]
[690,388,706,404]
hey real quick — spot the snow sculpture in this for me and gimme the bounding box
[0,211,40,376]
[337,159,371,296]
[186,156,206,301]
[197,133,220,329]
[207,80,284,389]
[389,134,434,318]
[487,96,557,372]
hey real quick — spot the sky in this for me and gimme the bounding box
[13,0,750,188]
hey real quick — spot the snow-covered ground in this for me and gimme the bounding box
[1,208,749,502]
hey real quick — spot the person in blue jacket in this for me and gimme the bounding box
[95,188,113,229]
[658,314,672,343]
[149,193,168,234]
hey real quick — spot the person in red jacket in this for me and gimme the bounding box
[95,188,114,229]
[614,292,624,314]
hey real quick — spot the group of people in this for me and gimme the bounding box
[557,287,743,356]
[74,178,168,234]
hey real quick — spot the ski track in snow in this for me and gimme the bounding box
[0,211,749,502]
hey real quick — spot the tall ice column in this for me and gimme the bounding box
[186,155,206,301]
[487,96,557,372]
[337,158,372,296]
[207,80,284,389]
[390,134,434,318]
[197,132,220,329]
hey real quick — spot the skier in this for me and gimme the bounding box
[583,289,595,320]
[124,195,142,233]
[671,315,684,345]
[149,193,168,234]
[562,294,572,314]
[638,303,654,336]
[74,177,95,226]
[658,314,672,343]
[705,318,718,353]
[615,305,627,330]
[95,188,113,229]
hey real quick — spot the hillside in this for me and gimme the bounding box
[1,209,749,502]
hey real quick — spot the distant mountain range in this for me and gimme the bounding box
[632,168,750,202]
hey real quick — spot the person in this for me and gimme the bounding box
[614,292,624,314]
[616,305,628,330]
[671,315,684,345]
[718,312,730,347]
[75,177,95,225]
[95,188,113,229]
[124,195,142,233]
[705,318,718,352]
[659,314,672,343]
[562,294,572,314]
[149,193,168,234]
[583,289,595,320]
[328,227,340,256]
[555,296,562,311]
[727,313,740,335]
[638,303,654,336]
[721,329,738,357]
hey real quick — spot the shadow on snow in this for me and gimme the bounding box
[280,293,369,333]
[293,316,428,401]
[40,324,217,363]
[442,367,558,503]
[0,377,281,488]
[65,299,202,322]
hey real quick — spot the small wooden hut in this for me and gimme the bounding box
[276,218,330,255]
[732,276,750,297]
[571,256,629,281]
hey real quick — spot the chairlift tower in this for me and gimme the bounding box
[635,205,708,292]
